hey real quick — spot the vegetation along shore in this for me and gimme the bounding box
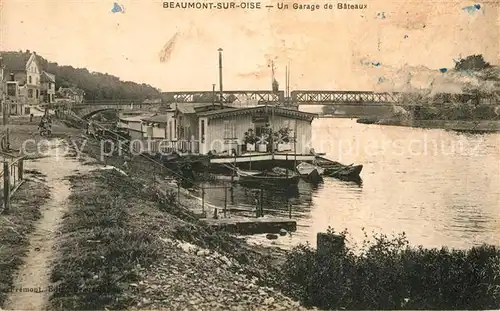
[0,117,498,310]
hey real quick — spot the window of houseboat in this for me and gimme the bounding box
[223,120,236,142]
[169,121,173,140]
[201,119,205,143]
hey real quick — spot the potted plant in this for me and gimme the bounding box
[243,129,257,152]
[276,127,292,152]
[259,124,272,152]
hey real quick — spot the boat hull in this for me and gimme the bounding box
[328,164,363,179]
[238,174,301,187]
[296,162,325,176]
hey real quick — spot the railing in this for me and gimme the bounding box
[0,152,25,212]
[160,140,200,154]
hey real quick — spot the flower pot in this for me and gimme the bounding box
[246,143,255,152]
[277,143,291,152]
[258,144,267,152]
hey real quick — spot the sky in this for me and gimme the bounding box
[0,0,498,92]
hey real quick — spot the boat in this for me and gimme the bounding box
[328,164,363,179]
[296,162,325,176]
[314,156,363,179]
[296,162,324,183]
[236,167,300,187]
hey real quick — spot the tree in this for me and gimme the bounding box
[455,54,491,71]
[272,79,279,92]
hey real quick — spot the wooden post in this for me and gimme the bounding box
[12,162,16,188]
[223,186,227,218]
[177,182,180,204]
[259,185,264,217]
[289,201,292,218]
[3,161,10,211]
[201,187,205,213]
[18,159,23,180]
[231,151,236,183]
[6,128,10,151]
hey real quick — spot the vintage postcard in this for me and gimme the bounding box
[0,0,499,310]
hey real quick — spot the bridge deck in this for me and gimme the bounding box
[54,90,490,109]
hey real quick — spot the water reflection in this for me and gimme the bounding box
[203,119,500,251]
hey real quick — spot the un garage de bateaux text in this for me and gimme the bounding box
[162,1,367,10]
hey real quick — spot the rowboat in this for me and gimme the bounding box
[314,156,363,179]
[236,167,300,187]
[328,164,363,179]
[296,162,325,176]
[296,162,324,183]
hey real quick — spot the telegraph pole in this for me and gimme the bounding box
[218,48,223,107]
[212,83,216,109]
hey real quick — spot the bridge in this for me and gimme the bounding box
[56,90,487,118]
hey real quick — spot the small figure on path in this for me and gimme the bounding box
[30,113,34,122]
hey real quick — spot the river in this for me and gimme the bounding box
[200,117,500,251]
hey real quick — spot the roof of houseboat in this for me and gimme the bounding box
[170,102,230,114]
[119,114,155,122]
[196,106,318,121]
[142,114,170,123]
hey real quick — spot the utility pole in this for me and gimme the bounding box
[0,57,7,126]
[218,48,223,108]
[212,84,215,109]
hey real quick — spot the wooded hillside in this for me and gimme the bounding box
[1,50,162,101]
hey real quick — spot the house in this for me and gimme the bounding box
[134,103,317,156]
[117,112,156,152]
[0,51,57,115]
[40,71,56,103]
[57,87,85,104]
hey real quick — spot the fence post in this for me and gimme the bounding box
[201,187,205,213]
[224,186,227,218]
[3,161,10,212]
[177,182,180,204]
[6,128,10,150]
[289,201,292,219]
[260,185,264,217]
[18,159,23,181]
[12,162,16,188]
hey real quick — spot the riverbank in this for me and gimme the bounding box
[48,152,307,310]
[357,118,500,133]
[0,177,50,306]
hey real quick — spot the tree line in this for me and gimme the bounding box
[5,50,162,101]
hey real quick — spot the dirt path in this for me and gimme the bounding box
[4,139,90,311]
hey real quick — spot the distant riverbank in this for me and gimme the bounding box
[357,118,500,133]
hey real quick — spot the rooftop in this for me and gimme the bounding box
[196,106,318,121]
[171,102,229,114]
[0,52,31,72]
[142,114,170,123]
[119,113,155,122]
[41,71,56,83]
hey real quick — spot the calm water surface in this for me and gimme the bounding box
[201,118,500,250]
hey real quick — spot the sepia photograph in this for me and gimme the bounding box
[0,0,499,310]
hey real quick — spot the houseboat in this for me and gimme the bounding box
[119,103,318,169]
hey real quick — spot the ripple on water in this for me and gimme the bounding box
[203,120,500,250]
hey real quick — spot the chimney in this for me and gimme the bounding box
[10,73,14,81]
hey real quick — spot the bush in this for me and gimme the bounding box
[280,227,500,310]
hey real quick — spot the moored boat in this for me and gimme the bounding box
[236,167,300,187]
[296,162,325,176]
[328,164,363,179]
[314,156,363,179]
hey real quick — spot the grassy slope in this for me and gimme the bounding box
[0,178,51,306]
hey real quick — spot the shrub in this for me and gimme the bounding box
[280,227,500,310]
